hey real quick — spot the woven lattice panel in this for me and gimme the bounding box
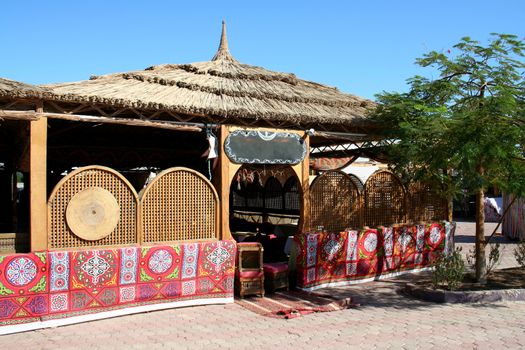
[408,182,447,222]
[264,177,283,210]
[309,171,361,231]
[284,177,300,211]
[347,174,364,191]
[364,170,406,227]
[141,167,219,243]
[48,166,139,249]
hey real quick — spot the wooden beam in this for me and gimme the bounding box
[29,104,48,251]
[0,110,39,121]
[0,109,203,132]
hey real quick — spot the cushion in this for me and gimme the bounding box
[237,242,262,248]
[263,262,289,274]
[236,270,263,278]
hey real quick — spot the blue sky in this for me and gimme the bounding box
[1,1,523,100]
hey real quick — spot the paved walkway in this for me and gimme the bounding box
[2,221,525,349]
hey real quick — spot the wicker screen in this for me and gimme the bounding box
[264,177,283,210]
[347,174,364,191]
[309,171,361,231]
[284,177,300,212]
[364,170,406,227]
[408,182,447,222]
[140,167,219,243]
[48,166,139,249]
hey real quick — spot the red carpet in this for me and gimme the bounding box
[235,289,356,319]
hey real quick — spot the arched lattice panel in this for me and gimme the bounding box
[347,173,364,191]
[264,177,283,210]
[141,167,219,243]
[408,182,447,223]
[309,171,361,231]
[364,170,406,227]
[48,166,139,249]
[284,177,300,212]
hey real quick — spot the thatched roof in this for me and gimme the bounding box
[3,22,375,130]
[0,77,48,99]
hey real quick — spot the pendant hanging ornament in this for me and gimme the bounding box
[207,134,218,159]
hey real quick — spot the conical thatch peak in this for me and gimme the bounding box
[212,21,237,62]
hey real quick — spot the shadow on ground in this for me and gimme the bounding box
[318,270,512,311]
[320,272,435,311]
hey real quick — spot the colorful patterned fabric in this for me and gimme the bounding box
[296,222,455,289]
[119,247,138,285]
[181,243,199,279]
[49,252,69,292]
[0,240,236,327]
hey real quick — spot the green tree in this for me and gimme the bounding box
[371,34,525,282]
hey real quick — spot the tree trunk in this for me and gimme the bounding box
[447,196,453,222]
[475,186,486,283]
[446,168,454,222]
[475,85,487,283]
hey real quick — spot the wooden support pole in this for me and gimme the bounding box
[297,135,310,233]
[29,105,48,251]
[219,125,232,240]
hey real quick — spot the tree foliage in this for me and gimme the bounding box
[372,33,525,197]
[370,34,525,281]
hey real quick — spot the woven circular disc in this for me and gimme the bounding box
[66,187,120,241]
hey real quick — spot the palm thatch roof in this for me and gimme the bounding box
[3,22,375,131]
[0,77,48,99]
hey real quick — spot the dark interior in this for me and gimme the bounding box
[229,165,300,263]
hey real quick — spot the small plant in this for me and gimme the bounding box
[514,241,525,268]
[465,248,475,268]
[465,243,501,276]
[487,243,501,275]
[432,247,465,291]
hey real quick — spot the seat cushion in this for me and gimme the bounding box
[263,262,289,274]
[236,270,263,278]
[237,242,261,247]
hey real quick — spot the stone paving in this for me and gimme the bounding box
[2,221,525,349]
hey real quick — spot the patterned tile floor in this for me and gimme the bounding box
[2,221,525,349]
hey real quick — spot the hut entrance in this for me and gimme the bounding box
[0,120,30,253]
[229,165,300,263]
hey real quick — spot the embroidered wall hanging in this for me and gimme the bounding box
[0,240,236,328]
[295,222,455,290]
